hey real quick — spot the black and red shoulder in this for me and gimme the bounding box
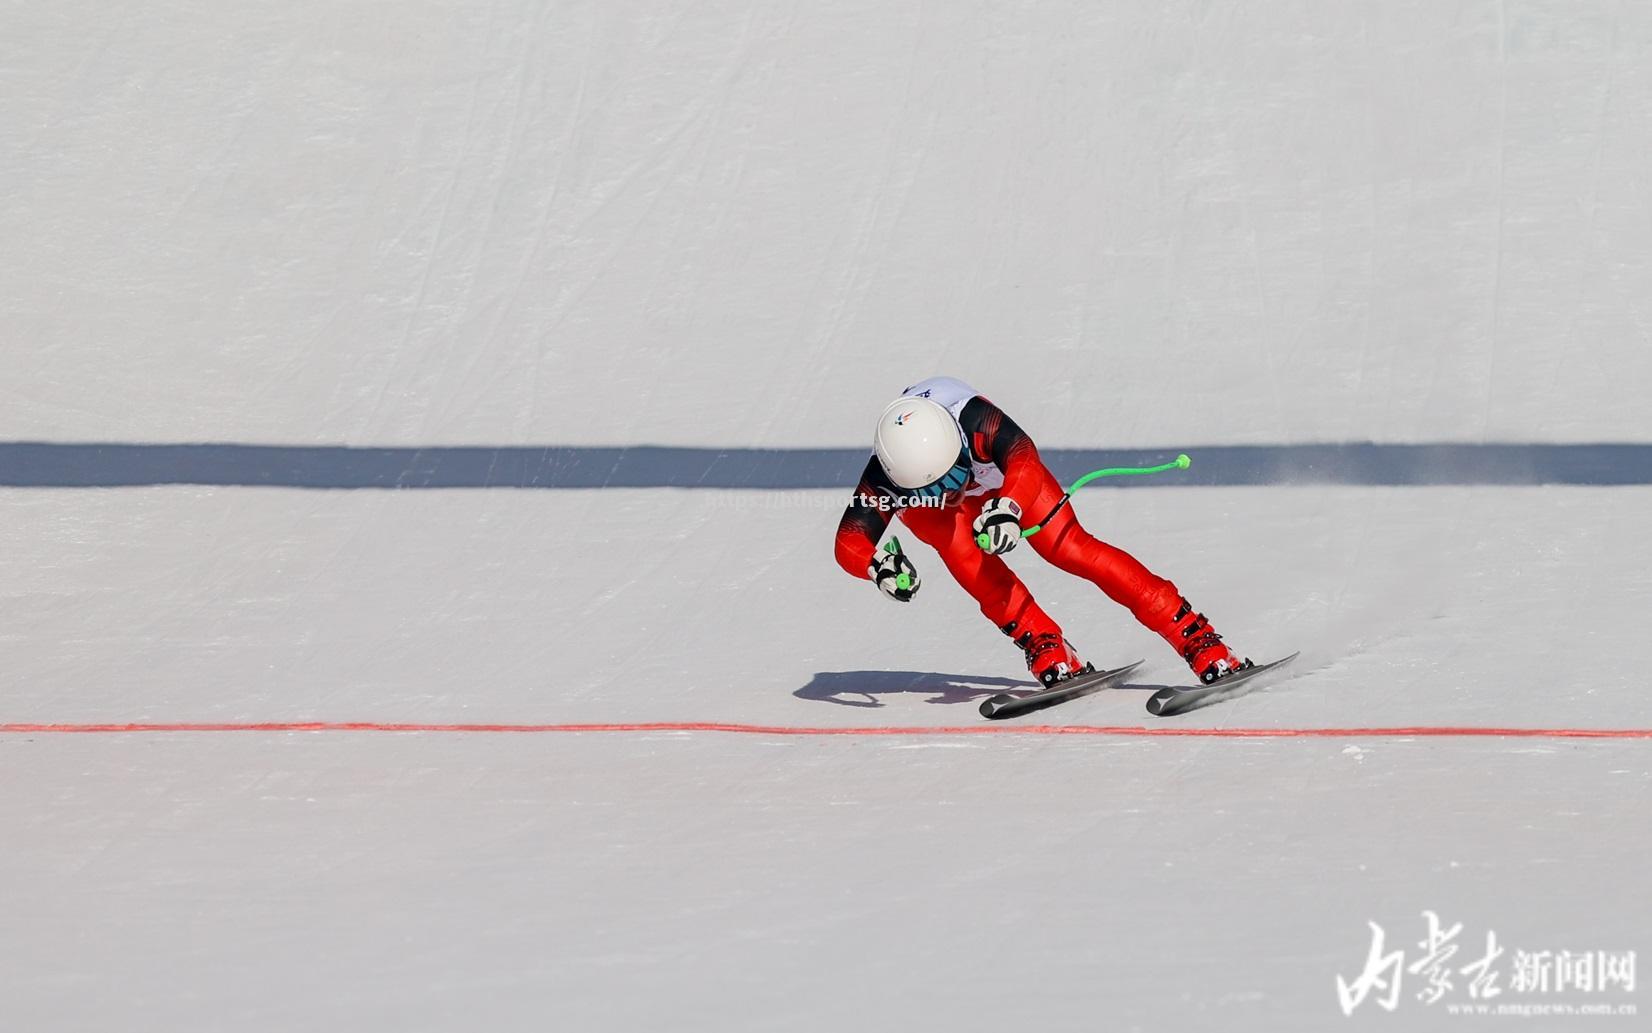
[959,396,1035,468]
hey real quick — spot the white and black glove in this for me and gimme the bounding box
[869,550,920,602]
[973,497,1023,555]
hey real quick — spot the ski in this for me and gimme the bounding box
[979,660,1145,720]
[1145,652,1301,717]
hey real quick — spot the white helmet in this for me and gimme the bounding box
[873,396,970,496]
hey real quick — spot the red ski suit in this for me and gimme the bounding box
[834,392,1188,649]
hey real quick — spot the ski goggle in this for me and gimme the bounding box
[908,449,972,501]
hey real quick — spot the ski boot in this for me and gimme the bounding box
[1003,621,1094,688]
[1162,598,1253,685]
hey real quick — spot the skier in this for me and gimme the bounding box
[833,376,1252,688]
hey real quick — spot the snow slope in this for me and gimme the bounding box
[2,2,1649,1031]
[3,0,1649,447]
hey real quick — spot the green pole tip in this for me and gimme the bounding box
[1176,453,1191,469]
[975,532,990,550]
[896,573,912,590]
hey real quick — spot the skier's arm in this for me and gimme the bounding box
[834,456,894,580]
[960,395,1044,514]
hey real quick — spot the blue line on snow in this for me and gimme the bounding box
[3,442,1650,488]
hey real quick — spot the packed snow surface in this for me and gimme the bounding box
[3,2,1649,1030]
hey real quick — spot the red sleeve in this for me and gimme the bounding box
[834,456,894,580]
[959,396,1043,514]
[998,439,1046,517]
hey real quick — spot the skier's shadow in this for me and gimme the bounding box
[796,670,1169,708]
[794,670,1033,709]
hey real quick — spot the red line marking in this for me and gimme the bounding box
[1,722,1649,738]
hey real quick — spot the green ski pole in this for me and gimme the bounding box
[984,453,1192,547]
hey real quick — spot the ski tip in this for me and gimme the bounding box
[979,693,1015,720]
[978,660,1145,721]
[1146,650,1301,718]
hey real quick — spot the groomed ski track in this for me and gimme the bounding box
[4,1,1650,1030]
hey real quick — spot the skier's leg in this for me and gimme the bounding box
[1016,461,1249,682]
[901,500,1085,684]
[901,499,1050,633]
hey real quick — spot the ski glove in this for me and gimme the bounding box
[973,497,1023,555]
[869,550,920,602]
